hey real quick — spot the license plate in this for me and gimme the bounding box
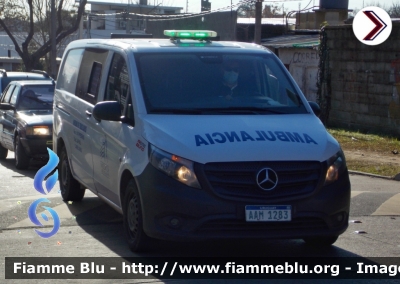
[245,205,291,222]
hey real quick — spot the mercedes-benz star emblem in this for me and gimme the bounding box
[256,168,278,191]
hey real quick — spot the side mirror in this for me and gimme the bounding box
[0,103,15,111]
[92,101,121,122]
[308,101,321,117]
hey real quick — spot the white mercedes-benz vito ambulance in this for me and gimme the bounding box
[53,30,350,252]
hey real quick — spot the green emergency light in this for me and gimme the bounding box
[164,30,218,39]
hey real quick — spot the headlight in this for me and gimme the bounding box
[26,126,50,135]
[324,149,347,185]
[149,144,201,189]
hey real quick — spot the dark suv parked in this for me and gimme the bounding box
[0,80,55,169]
[0,69,53,94]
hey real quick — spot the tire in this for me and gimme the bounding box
[15,135,30,169]
[0,144,8,160]
[59,146,85,201]
[123,179,150,252]
[303,236,339,247]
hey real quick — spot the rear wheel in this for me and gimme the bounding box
[303,236,339,247]
[0,144,8,160]
[59,146,85,201]
[15,135,30,169]
[123,179,150,252]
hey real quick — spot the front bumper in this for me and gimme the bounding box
[20,136,52,158]
[136,164,350,241]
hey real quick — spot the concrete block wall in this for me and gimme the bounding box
[325,23,400,137]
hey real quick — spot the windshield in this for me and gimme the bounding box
[136,53,307,114]
[1,77,50,93]
[17,85,54,110]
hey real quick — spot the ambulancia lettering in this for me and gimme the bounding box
[195,131,318,146]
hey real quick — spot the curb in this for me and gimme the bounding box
[348,170,400,181]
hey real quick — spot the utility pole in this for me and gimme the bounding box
[87,14,91,38]
[51,0,57,78]
[78,13,83,39]
[126,0,131,33]
[254,0,263,44]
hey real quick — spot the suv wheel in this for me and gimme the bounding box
[123,179,150,252]
[15,135,30,169]
[0,144,8,159]
[303,236,339,247]
[59,147,85,201]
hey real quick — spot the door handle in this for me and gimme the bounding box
[85,110,92,117]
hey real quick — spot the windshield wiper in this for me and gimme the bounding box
[149,107,287,115]
[199,107,287,114]
[149,108,203,114]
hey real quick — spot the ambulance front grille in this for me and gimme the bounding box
[202,161,323,200]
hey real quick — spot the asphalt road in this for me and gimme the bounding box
[0,152,399,283]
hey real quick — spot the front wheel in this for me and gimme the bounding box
[59,147,85,201]
[15,135,30,169]
[0,144,8,160]
[123,179,150,252]
[303,236,339,247]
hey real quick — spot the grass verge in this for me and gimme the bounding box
[328,128,400,177]
[345,160,399,177]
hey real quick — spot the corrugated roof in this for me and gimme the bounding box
[261,33,320,49]
[87,0,183,10]
[237,18,296,25]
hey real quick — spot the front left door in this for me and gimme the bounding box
[91,52,131,205]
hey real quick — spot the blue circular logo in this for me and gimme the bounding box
[29,148,60,238]
[28,198,60,238]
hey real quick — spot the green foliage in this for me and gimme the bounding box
[320,21,329,28]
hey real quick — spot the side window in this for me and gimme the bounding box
[76,48,109,105]
[9,85,21,105]
[57,48,84,94]
[1,85,11,102]
[2,84,15,103]
[87,62,102,101]
[105,53,132,116]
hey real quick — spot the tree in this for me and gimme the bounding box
[237,3,256,18]
[262,4,286,18]
[0,0,87,72]
[388,3,400,17]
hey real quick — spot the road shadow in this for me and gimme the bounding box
[0,152,48,179]
[66,196,360,258]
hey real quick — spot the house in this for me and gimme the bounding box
[84,0,183,39]
[262,31,320,102]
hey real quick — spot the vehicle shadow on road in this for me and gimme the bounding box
[68,198,361,258]
[0,154,48,179]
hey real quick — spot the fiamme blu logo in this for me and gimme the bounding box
[28,148,60,238]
